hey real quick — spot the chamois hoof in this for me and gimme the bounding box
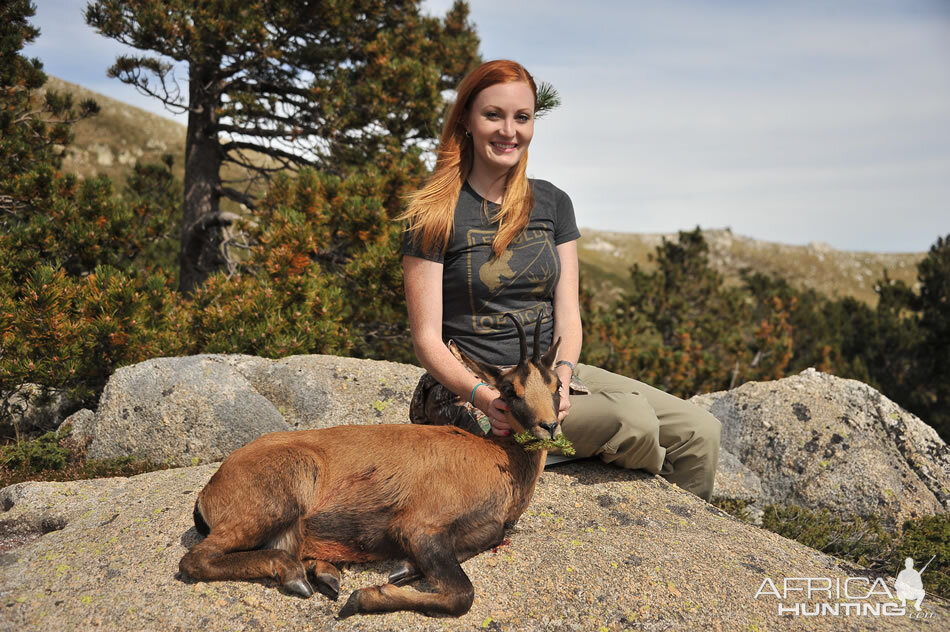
[312,572,340,601]
[337,590,361,619]
[389,563,422,587]
[283,578,314,598]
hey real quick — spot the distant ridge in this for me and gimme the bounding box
[45,77,925,306]
[578,227,924,307]
[43,76,186,184]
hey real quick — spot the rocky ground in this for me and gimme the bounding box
[1,460,946,632]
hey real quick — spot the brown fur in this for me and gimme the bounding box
[179,317,562,619]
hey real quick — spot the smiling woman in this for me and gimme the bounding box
[399,59,722,501]
[466,81,535,195]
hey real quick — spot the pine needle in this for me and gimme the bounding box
[534,82,561,119]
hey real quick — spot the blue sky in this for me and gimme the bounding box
[26,0,950,253]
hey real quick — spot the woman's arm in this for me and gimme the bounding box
[402,254,511,434]
[552,240,582,420]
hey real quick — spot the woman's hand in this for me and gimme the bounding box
[474,385,511,436]
[557,380,571,421]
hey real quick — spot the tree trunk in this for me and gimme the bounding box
[179,61,223,296]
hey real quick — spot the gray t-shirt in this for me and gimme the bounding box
[402,179,580,365]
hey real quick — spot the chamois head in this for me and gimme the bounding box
[459,314,562,441]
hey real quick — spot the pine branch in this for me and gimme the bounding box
[216,186,257,211]
[534,82,561,119]
[108,57,190,113]
[216,123,310,140]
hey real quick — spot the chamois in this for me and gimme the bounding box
[179,314,564,618]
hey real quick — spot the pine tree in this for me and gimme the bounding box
[86,0,480,294]
[1,0,97,218]
[582,229,756,396]
[0,3,188,422]
[909,235,950,437]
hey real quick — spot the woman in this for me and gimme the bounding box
[400,60,721,501]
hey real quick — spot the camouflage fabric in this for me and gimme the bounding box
[408,371,490,436]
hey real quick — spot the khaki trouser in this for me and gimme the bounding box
[562,364,721,501]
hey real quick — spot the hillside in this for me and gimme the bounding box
[43,76,187,185]
[578,228,924,307]
[46,76,926,306]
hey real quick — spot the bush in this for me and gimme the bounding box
[0,428,71,471]
[0,263,190,413]
[0,424,164,488]
[188,168,413,362]
[715,501,950,599]
[760,504,893,569]
[893,513,950,598]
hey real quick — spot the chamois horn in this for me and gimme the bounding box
[504,313,527,365]
[531,314,544,363]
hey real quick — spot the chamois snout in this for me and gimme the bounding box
[538,421,559,439]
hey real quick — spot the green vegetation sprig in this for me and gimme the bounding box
[513,432,576,455]
[534,81,561,119]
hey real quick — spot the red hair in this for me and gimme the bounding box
[401,60,537,257]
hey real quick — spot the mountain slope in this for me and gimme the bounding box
[44,76,186,185]
[578,228,923,306]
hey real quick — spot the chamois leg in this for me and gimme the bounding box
[388,560,421,586]
[306,559,342,601]
[338,534,475,618]
[387,520,505,587]
[179,527,313,598]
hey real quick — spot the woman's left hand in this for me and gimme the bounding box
[557,381,571,421]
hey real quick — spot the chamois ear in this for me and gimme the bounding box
[539,336,561,371]
[456,348,505,388]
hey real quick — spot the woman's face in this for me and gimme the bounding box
[466,81,535,178]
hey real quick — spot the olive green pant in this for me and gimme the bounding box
[562,364,721,501]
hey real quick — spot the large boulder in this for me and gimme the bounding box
[2,462,946,631]
[69,356,950,530]
[711,447,763,504]
[1,383,74,435]
[693,368,950,525]
[68,354,425,466]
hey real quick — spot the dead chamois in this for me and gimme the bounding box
[179,315,566,618]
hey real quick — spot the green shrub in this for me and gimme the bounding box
[0,428,71,471]
[711,498,753,522]
[760,504,893,569]
[893,513,950,598]
[716,501,950,599]
[0,425,164,488]
[188,168,413,361]
[0,263,190,411]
